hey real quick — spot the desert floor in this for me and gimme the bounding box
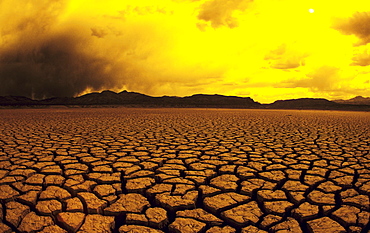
[0,108,369,233]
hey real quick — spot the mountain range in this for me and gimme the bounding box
[333,96,370,105]
[0,90,369,111]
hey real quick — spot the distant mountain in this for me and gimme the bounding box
[0,91,369,111]
[0,96,36,105]
[69,91,261,107]
[333,96,370,105]
[32,90,261,108]
[73,90,154,105]
[181,94,260,107]
[265,98,370,111]
[267,98,341,110]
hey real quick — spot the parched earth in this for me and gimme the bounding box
[0,108,369,233]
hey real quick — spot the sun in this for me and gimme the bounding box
[309,9,315,13]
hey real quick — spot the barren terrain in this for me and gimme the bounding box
[0,108,369,233]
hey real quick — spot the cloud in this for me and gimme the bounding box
[277,66,340,92]
[264,44,308,70]
[351,49,370,66]
[91,27,110,38]
[276,66,370,98]
[0,1,184,99]
[333,11,370,46]
[0,31,132,99]
[197,0,252,28]
[304,66,340,91]
[0,0,159,99]
[0,0,369,103]
[119,5,173,17]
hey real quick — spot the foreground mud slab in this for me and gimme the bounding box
[0,108,369,233]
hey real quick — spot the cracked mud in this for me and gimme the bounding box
[0,108,369,233]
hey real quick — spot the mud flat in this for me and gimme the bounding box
[0,108,369,233]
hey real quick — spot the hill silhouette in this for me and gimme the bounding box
[333,96,370,105]
[267,98,340,110]
[0,90,369,111]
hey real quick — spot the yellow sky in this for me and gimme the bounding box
[0,0,369,103]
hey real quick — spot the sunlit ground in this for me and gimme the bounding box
[0,108,369,232]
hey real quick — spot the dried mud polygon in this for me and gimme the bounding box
[0,108,369,232]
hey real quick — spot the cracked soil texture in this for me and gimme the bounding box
[0,108,369,233]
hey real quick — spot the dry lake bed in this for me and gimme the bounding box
[0,108,369,233]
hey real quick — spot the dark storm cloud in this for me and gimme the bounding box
[0,1,191,99]
[332,11,370,46]
[0,0,124,99]
[0,32,129,99]
[0,0,144,99]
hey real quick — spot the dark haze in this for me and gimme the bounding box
[0,31,127,99]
